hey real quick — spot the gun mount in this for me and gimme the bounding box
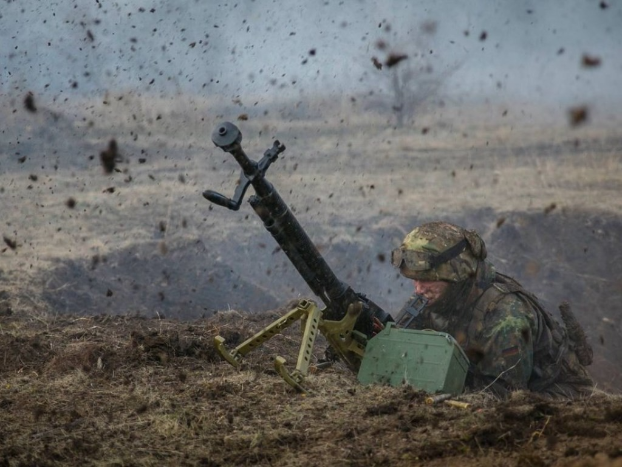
[204,121,392,391]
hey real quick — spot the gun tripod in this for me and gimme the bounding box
[214,299,368,392]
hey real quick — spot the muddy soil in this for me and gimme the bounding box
[1,307,621,466]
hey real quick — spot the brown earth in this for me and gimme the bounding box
[1,94,622,465]
[1,302,622,467]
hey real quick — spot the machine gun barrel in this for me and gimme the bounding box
[204,122,392,337]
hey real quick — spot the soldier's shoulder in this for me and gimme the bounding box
[481,283,532,317]
[477,280,520,307]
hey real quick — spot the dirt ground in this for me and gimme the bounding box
[1,94,622,465]
[0,304,621,466]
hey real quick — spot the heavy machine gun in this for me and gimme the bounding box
[203,122,393,391]
[204,122,467,395]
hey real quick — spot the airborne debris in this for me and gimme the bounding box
[371,57,382,70]
[24,92,37,113]
[568,106,589,127]
[100,139,120,174]
[581,54,602,68]
[384,53,408,68]
[479,31,488,41]
[544,202,557,215]
[237,113,248,121]
[65,198,76,209]
[3,236,17,251]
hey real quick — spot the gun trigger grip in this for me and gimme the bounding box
[202,190,239,210]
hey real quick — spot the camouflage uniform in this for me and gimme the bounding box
[392,222,594,399]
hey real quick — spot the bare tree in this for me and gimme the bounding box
[389,58,460,127]
[372,21,461,128]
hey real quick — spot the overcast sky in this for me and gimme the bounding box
[1,0,620,110]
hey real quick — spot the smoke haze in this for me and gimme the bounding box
[2,0,620,114]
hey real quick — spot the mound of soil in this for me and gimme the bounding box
[36,207,622,393]
[0,304,621,466]
[40,238,280,319]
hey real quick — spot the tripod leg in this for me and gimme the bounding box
[273,301,322,392]
[213,302,307,368]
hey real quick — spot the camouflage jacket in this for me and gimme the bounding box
[404,261,593,397]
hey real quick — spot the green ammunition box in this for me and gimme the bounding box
[357,323,469,395]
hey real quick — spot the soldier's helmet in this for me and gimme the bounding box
[391,221,487,282]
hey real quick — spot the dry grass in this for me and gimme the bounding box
[1,304,622,466]
[1,94,620,278]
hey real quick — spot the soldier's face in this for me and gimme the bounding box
[413,280,450,305]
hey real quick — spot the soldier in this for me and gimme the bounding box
[391,221,595,399]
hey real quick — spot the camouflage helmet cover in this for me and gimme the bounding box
[392,221,487,282]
